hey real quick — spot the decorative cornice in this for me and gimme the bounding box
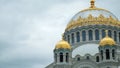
[65,14,120,31]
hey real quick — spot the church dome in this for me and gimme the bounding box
[99,36,116,46]
[99,30,116,46]
[65,0,120,31]
[71,8,117,20]
[55,39,71,49]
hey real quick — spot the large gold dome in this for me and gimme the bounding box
[65,0,120,31]
[55,39,71,49]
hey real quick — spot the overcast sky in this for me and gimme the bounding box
[0,0,120,68]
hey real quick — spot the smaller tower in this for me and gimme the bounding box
[99,30,118,68]
[54,36,72,68]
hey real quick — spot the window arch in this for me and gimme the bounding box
[95,29,99,40]
[101,50,103,60]
[66,53,69,62]
[119,32,120,42]
[82,31,86,41]
[102,29,105,38]
[77,57,80,61]
[76,32,80,42]
[55,53,57,62]
[106,49,110,60]
[112,49,115,59]
[114,31,117,41]
[88,30,93,41]
[67,35,70,43]
[96,56,99,62]
[108,30,112,37]
[60,53,63,62]
[71,33,74,43]
[86,56,89,60]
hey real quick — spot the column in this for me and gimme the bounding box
[93,29,95,41]
[86,30,88,42]
[63,53,66,63]
[99,29,102,40]
[74,32,77,43]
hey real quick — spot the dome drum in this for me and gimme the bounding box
[64,25,120,49]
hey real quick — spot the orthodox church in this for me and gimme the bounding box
[46,0,120,68]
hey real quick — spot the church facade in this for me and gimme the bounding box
[46,0,120,68]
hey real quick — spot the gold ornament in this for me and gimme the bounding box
[99,30,116,46]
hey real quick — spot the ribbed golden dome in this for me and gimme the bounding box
[65,0,120,31]
[55,39,71,49]
[100,36,116,46]
[99,30,116,46]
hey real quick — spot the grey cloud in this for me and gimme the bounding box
[0,0,119,68]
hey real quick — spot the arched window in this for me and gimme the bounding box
[66,53,69,62]
[71,33,74,43]
[101,50,103,60]
[95,29,99,40]
[88,30,93,41]
[102,29,105,38]
[67,35,70,43]
[106,49,110,60]
[112,49,115,59]
[82,31,86,41]
[86,56,89,60]
[108,30,112,37]
[114,31,117,41]
[119,32,120,42]
[96,56,99,62]
[77,57,80,61]
[76,32,80,42]
[60,53,63,62]
[55,53,57,62]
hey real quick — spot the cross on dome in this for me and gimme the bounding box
[90,0,95,8]
[105,30,109,37]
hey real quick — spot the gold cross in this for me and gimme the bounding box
[105,30,108,37]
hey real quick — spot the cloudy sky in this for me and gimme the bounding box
[0,0,120,68]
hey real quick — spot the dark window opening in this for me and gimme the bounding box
[67,35,70,43]
[114,31,117,41]
[60,53,63,62]
[66,53,69,62]
[106,49,110,60]
[119,32,120,42]
[108,30,112,37]
[71,33,74,43]
[112,49,115,59]
[76,32,80,42]
[101,50,103,60]
[96,56,99,62]
[82,31,86,41]
[95,29,99,40]
[102,29,105,38]
[77,57,80,61]
[88,30,93,41]
[86,56,89,60]
[55,54,57,62]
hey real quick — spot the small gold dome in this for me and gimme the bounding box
[100,36,116,46]
[99,30,116,46]
[55,40,71,49]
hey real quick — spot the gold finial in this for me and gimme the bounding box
[105,30,108,37]
[90,0,95,8]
